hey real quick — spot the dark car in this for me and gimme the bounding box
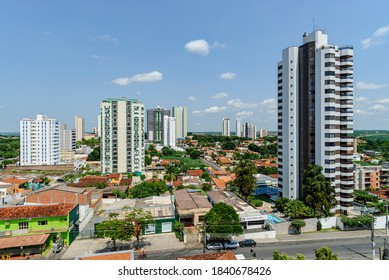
[223,240,239,250]
[238,239,257,248]
[206,242,224,250]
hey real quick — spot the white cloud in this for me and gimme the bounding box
[204,106,227,113]
[236,111,253,118]
[355,96,369,102]
[227,98,258,109]
[260,98,277,114]
[192,106,227,115]
[361,25,389,49]
[91,34,119,45]
[212,92,228,99]
[220,72,237,80]
[187,96,197,101]
[112,71,163,86]
[369,104,386,111]
[356,81,388,90]
[354,109,373,115]
[212,41,227,49]
[92,54,110,61]
[375,98,389,104]
[185,39,210,55]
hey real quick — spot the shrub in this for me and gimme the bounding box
[317,220,322,231]
[251,199,263,207]
[291,220,306,234]
[341,215,374,227]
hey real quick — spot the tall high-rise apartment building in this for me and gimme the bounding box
[147,107,170,142]
[100,98,145,174]
[260,129,267,138]
[172,106,187,140]
[20,114,60,166]
[236,118,242,137]
[60,124,76,152]
[163,116,176,147]
[243,123,256,140]
[74,115,85,142]
[222,118,230,137]
[277,30,354,213]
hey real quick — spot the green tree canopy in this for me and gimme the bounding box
[283,200,314,219]
[234,159,257,200]
[129,180,170,198]
[315,246,339,260]
[302,164,336,217]
[125,209,155,243]
[273,250,306,260]
[275,197,290,213]
[87,146,100,161]
[203,202,243,239]
[95,219,134,250]
[291,220,306,234]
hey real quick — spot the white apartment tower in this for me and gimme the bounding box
[74,115,85,142]
[60,124,76,152]
[100,98,145,174]
[172,106,187,140]
[236,118,242,137]
[163,116,176,147]
[222,118,231,137]
[20,114,60,166]
[277,30,354,213]
[243,123,256,140]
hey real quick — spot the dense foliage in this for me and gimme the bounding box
[273,250,306,260]
[340,215,374,227]
[357,137,389,160]
[302,164,336,217]
[129,180,170,198]
[247,143,277,158]
[353,190,379,204]
[291,220,306,234]
[87,146,100,161]
[204,202,244,238]
[234,159,257,199]
[283,200,314,219]
[191,135,249,147]
[0,137,19,159]
[315,247,339,260]
[95,219,134,249]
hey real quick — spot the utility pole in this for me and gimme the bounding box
[203,223,207,254]
[371,216,375,260]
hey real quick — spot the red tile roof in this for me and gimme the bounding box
[187,170,203,177]
[176,251,237,260]
[1,178,29,185]
[211,178,226,189]
[0,234,50,250]
[0,203,76,220]
[79,252,133,260]
[107,173,120,179]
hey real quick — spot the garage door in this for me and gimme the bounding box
[161,222,172,233]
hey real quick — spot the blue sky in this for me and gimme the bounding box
[1,0,389,132]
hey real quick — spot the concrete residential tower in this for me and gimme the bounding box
[222,118,230,136]
[163,116,176,147]
[20,114,60,166]
[100,98,145,174]
[236,118,242,137]
[74,115,85,142]
[277,30,354,213]
[172,106,187,140]
[147,107,170,142]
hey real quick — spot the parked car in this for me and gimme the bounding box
[223,240,239,250]
[206,242,224,250]
[238,239,257,248]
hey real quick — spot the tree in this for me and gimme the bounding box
[273,250,306,260]
[315,247,339,260]
[145,156,152,166]
[161,146,176,157]
[201,172,211,182]
[125,209,155,244]
[291,220,306,234]
[203,202,243,239]
[95,219,134,250]
[283,200,314,219]
[164,165,178,186]
[87,146,100,161]
[234,159,257,200]
[275,197,290,213]
[302,164,336,217]
[186,148,201,159]
[129,180,169,198]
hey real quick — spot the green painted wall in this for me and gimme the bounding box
[0,205,80,246]
[142,217,175,235]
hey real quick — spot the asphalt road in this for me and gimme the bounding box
[145,237,381,260]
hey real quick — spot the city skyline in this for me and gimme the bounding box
[1,1,389,132]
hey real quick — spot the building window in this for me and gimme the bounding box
[325,53,335,59]
[38,221,48,226]
[325,159,336,164]
[325,168,335,173]
[325,80,335,85]
[145,224,156,234]
[18,222,29,230]
[325,71,335,76]
[325,89,336,94]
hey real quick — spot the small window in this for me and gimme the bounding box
[19,222,29,230]
[145,224,155,234]
[38,221,48,226]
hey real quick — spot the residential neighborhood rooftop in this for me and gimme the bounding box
[174,189,212,210]
[0,203,76,220]
[0,234,50,250]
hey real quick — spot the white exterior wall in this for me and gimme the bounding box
[172,106,187,140]
[20,114,60,166]
[163,116,176,147]
[74,115,85,142]
[222,118,230,136]
[236,118,242,137]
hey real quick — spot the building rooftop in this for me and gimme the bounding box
[1,178,29,185]
[0,234,50,250]
[76,250,134,260]
[207,190,256,213]
[0,203,76,220]
[187,170,203,177]
[174,189,212,210]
